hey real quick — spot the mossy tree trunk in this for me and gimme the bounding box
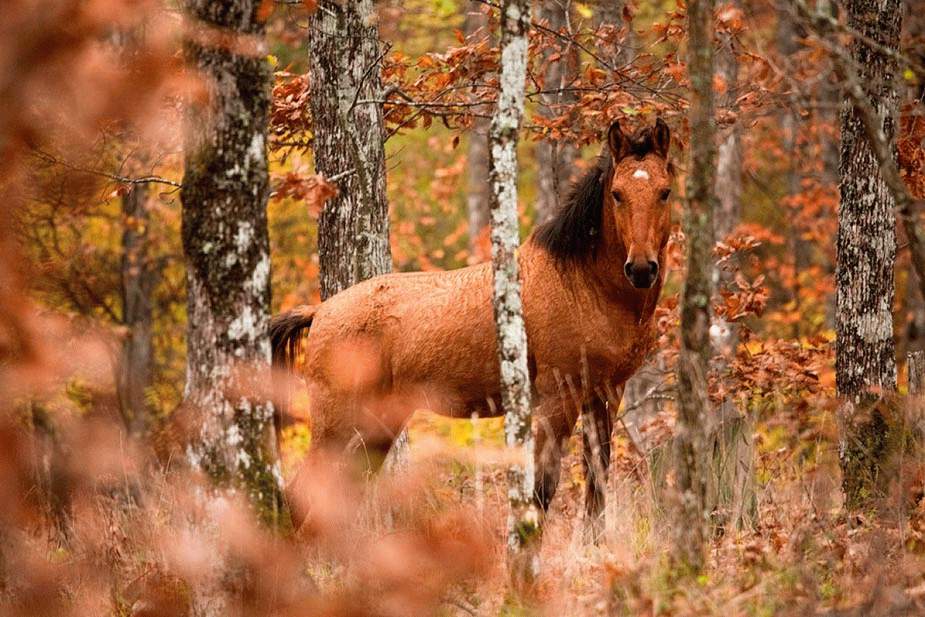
[836,0,901,512]
[490,0,537,586]
[181,0,284,523]
[673,0,716,574]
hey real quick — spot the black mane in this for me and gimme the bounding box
[533,127,659,265]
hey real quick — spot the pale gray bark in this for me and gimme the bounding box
[535,0,577,225]
[181,0,284,518]
[833,0,901,510]
[465,4,491,261]
[467,119,491,260]
[673,0,715,573]
[309,0,391,300]
[118,183,155,437]
[910,350,925,395]
[611,0,651,453]
[490,0,537,583]
[779,4,802,325]
[714,0,741,356]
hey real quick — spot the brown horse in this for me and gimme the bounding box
[271,118,673,530]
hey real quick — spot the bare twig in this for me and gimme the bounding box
[32,149,182,189]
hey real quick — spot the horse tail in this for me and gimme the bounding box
[270,305,317,439]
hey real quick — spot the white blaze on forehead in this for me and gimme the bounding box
[632,169,650,180]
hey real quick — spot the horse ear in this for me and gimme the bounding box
[652,117,671,159]
[607,121,630,161]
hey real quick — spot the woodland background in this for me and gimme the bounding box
[4,0,925,615]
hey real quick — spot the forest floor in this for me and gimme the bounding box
[10,407,925,617]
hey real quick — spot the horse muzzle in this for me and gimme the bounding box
[624,259,659,289]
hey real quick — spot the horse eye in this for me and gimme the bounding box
[612,190,623,203]
[660,188,671,201]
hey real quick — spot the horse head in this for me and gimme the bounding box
[605,118,673,289]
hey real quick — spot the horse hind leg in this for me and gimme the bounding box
[344,428,400,478]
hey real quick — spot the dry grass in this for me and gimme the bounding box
[4,388,925,617]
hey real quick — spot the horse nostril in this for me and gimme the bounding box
[648,261,659,277]
[624,262,633,278]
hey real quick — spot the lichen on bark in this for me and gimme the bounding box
[489,0,537,585]
[181,0,284,527]
[308,0,392,301]
[835,0,901,511]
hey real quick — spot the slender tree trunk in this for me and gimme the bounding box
[673,0,715,573]
[465,4,491,263]
[778,1,813,336]
[710,0,756,533]
[714,4,741,281]
[610,0,653,453]
[181,0,283,518]
[490,0,537,585]
[836,0,901,511]
[467,121,491,261]
[309,0,391,300]
[535,0,577,225]
[118,183,154,437]
[593,0,633,67]
[112,22,155,438]
[29,402,71,548]
[713,0,740,363]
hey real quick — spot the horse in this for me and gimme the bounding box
[271,118,673,535]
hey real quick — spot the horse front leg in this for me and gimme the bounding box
[582,390,619,543]
[532,400,575,514]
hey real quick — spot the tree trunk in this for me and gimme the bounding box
[112,20,156,439]
[778,1,813,337]
[118,183,154,437]
[309,0,403,467]
[673,0,715,573]
[181,0,284,520]
[490,0,537,586]
[309,0,391,300]
[836,0,901,511]
[465,4,491,263]
[534,0,577,225]
[714,5,741,273]
[181,5,284,613]
[713,0,740,362]
[711,0,756,534]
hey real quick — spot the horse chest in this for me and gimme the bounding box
[531,303,653,392]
